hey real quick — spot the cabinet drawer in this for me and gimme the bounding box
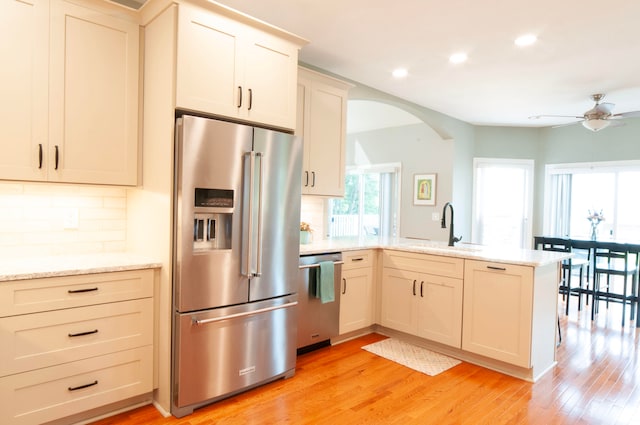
[342,249,373,270]
[0,298,153,376]
[0,269,154,317]
[0,346,153,425]
[383,250,463,278]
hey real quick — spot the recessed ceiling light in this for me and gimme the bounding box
[449,52,468,64]
[392,68,408,78]
[515,34,537,47]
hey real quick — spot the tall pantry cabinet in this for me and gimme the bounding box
[0,0,139,186]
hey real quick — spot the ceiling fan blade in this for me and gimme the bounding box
[607,120,626,128]
[612,110,640,118]
[528,114,583,120]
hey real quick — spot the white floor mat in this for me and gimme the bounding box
[362,338,461,376]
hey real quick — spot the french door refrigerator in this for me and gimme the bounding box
[172,115,302,417]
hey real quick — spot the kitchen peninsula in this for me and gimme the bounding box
[302,237,570,382]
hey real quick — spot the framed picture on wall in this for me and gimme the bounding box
[413,173,437,205]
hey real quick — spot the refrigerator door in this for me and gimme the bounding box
[174,116,253,312]
[249,128,302,302]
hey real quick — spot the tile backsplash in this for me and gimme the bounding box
[300,196,327,240]
[0,182,127,258]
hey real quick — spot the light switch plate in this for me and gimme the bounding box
[432,212,440,221]
[63,208,79,229]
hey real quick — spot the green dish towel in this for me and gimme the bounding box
[312,261,335,304]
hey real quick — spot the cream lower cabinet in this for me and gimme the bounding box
[381,251,463,348]
[462,260,533,368]
[339,250,374,334]
[0,269,155,425]
[296,67,352,196]
[0,0,139,185]
[176,2,305,130]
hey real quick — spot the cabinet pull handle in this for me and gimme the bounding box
[305,171,309,187]
[54,145,59,170]
[342,278,347,294]
[412,279,416,296]
[68,329,98,337]
[420,281,424,297]
[487,265,507,271]
[237,86,243,108]
[68,380,98,392]
[38,144,43,168]
[351,257,364,262]
[67,287,99,294]
[248,88,253,110]
[311,171,316,187]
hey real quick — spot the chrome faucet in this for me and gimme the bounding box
[441,202,462,246]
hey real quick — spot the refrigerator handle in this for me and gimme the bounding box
[254,152,264,277]
[243,152,254,277]
[243,151,263,278]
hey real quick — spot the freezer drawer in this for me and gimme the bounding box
[172,296,297,417]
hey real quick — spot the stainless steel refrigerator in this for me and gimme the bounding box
[171,115,302,417]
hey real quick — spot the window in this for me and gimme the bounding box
[328,164,400,239]
[472,158,534,249]
[544,161,640,240]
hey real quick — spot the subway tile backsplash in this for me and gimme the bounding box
[0,182,127,258]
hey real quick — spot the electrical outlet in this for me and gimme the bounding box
[63,208,79,229]
[432,212,440,221]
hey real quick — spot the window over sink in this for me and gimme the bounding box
[328,163,400,239]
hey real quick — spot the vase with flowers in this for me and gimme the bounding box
[587,209,605,240]
[300,222,313,244]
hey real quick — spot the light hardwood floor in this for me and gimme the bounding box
[93,299,640,425]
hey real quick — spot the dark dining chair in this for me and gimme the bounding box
[535,237,588,315]
[569,239,595,309]
[592,242,640,326]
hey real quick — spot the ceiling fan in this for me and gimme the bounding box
[529,94,640,132]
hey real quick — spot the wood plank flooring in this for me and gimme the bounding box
[92,299,640,425]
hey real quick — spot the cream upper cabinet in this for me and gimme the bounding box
[296,67,352,196]
[339,250,374,334]
[49,0,139,185]
[176,2,302,130]
[0,0,139,186]
[462,260,534,368]
[0,0,49,181]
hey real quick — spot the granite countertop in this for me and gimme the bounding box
[0,253,162,282]
[300,237,571,267]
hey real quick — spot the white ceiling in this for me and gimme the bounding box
[125,0,640,129]
[211,0,640,128]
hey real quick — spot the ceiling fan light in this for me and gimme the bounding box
[582,118,610,132]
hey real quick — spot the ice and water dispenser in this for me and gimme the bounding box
[193,188,232,251]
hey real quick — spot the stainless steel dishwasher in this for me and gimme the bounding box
[297,252,343,352]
